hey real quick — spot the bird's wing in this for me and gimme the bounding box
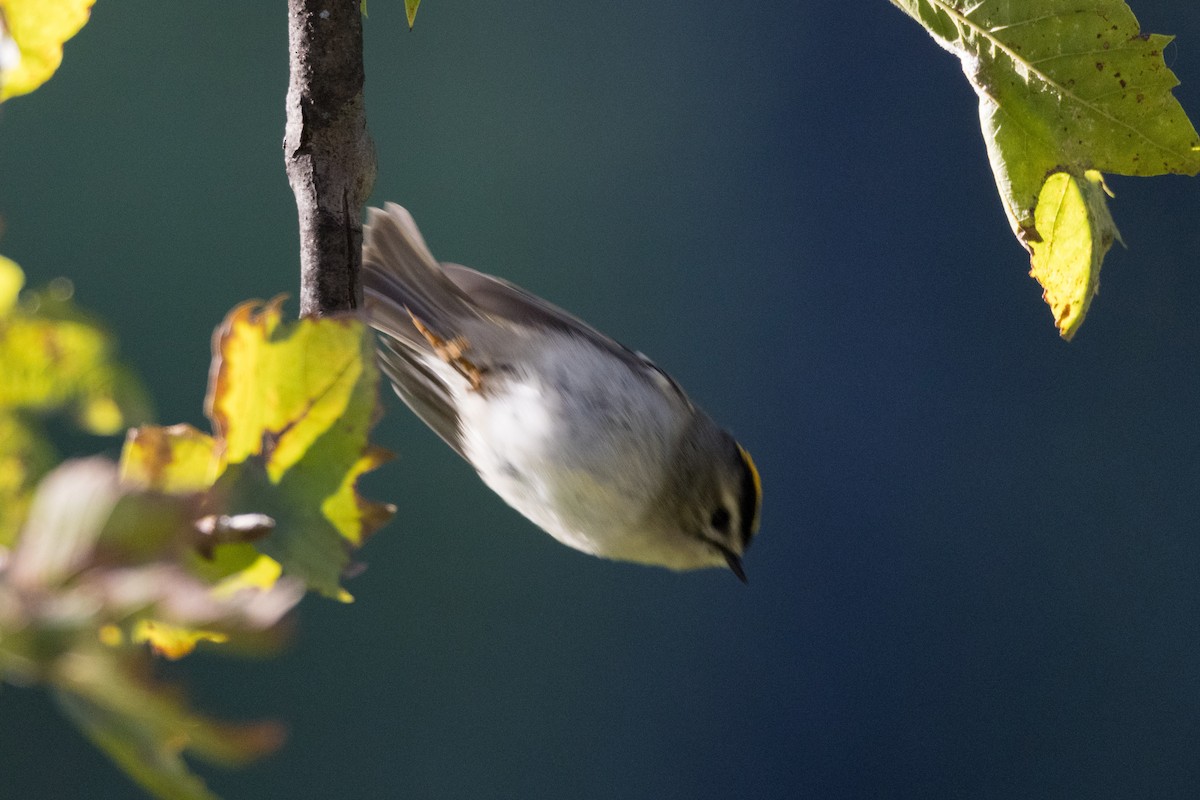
[442,262,691,405]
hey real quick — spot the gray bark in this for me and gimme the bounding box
[284,0,376,316]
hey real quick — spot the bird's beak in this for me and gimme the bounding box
[724,550,748,584]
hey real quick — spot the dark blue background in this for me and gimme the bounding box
[2,2,1199,798]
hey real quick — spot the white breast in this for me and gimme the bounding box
[447,332,684,559]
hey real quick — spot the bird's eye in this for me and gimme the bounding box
[710,506,731,533]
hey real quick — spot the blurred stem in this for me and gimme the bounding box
[283,0,377,316]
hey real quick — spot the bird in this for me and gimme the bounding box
[362,203,761,581]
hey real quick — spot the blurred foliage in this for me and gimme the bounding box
[1,258,394,799]
[1,2,398,798]
[0,0,95,101]
[0,256,151,547]
[3,458,295,800]
[889,0,1200,338]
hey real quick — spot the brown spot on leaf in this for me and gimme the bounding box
[1096,62,1104,71]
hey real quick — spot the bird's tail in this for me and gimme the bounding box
[362,203,476,345]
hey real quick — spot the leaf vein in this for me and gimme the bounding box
[928,0,1184,159]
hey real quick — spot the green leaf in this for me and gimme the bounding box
[890,0,1200,336]
[202,298,393,599]
[405,0,421,29]
[0,0,95,102]
[54,647,284,800]
[213,457,351,601]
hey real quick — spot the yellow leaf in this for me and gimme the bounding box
[132,619,229,661]
[0,255,24,313]
[0,298,151,433]
[97,623,123,647]
[211,554,282,598]
[0,0,95,102]
[119,424,218,494]
[320,445,393,547]
[204,299,393,597]
[0,317,104,405]
[1027,170,1121,340]
[206,298,364,478]
[80,394,122,434]
[405,0,421,29]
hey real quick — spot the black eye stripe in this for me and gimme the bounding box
[710,506,731,532]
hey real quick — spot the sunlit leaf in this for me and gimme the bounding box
[323,444,394,547]
[207,298,358,471]
[1028,171,1122,339]
[889,0,1200,336]
[120,424,219,494]
[405,0,421,29]
[132,619,229,661]
[0,254,24,313]
[212,554,282,597]
[0,0,95,102]
[204,299,393,598]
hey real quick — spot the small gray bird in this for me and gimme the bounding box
[362,204,761,580]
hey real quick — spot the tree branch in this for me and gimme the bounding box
[284,0,376,316]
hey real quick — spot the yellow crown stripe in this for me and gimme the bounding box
[737,443,762,532]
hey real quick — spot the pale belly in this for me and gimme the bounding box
[452,339,683,560]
